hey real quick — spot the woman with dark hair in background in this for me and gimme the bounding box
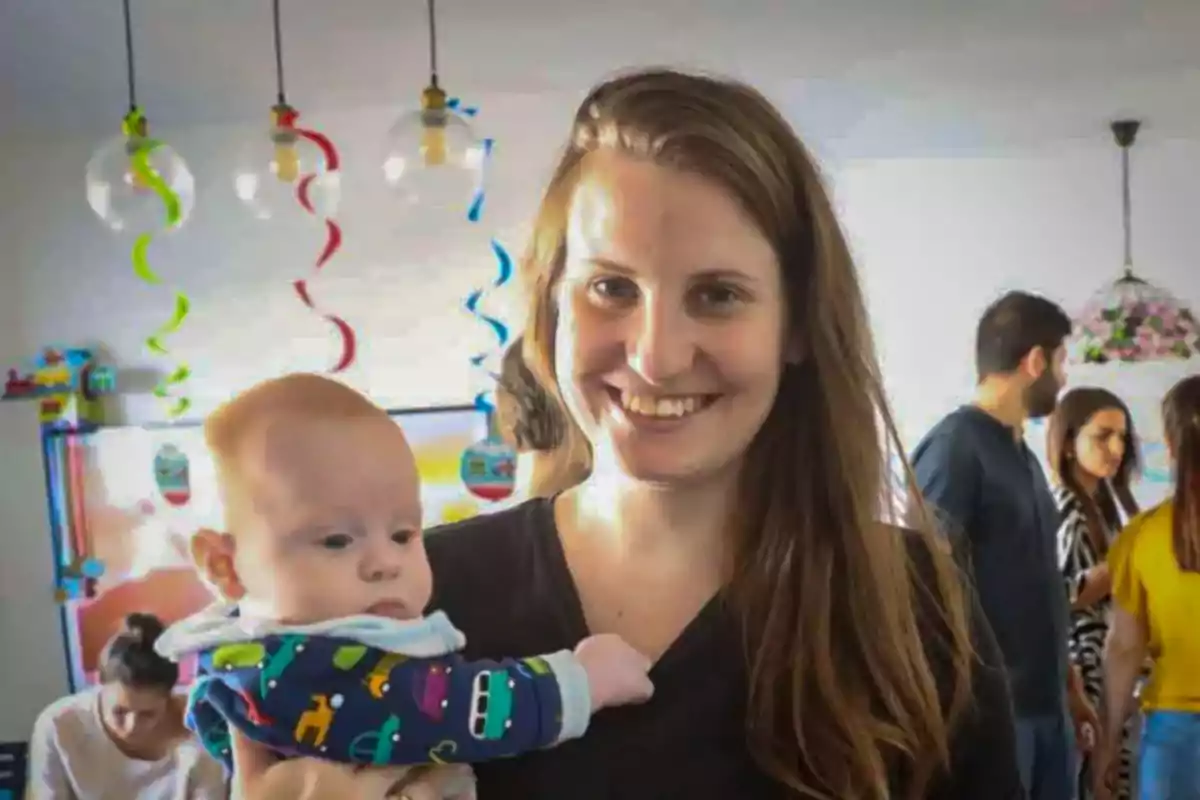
[28,613,225,799]
[1046,387,1141,798]
[1097,375,1200,799]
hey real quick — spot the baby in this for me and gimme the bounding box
[154,374,654,796]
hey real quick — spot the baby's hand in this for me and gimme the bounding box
[574,633,654,711]
[392,764,476,800]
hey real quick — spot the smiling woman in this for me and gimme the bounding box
[416,67,1023,799]
[205,66,1021,800]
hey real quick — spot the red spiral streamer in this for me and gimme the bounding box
[279,107,357,373]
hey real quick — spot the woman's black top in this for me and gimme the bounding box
[427,499,1023,799]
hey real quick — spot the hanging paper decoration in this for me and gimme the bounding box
[128,114,194,417]
[1071,120,1198,365]
[85,0,194,417]
[460,238,517,502]
[153,443,192,507]
[234,0,354,372]
[289,109,356,373]
[381,0,484,214]
[447,103,516,502]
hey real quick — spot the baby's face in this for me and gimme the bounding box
[229,414,431,625]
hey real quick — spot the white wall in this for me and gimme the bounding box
[835,140,1200,448]
[2,90,1198,741]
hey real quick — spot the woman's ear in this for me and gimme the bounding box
[190,528,245,601]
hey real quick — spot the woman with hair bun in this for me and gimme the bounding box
[28,613,225,799]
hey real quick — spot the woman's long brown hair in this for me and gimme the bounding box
[1046,387,1141,554]
[519,68,974,799]
[1163,375,1200,572]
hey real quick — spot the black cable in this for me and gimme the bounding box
[427,0,439,86]
[273,0,287,103]
[1121,145,1132,274]
[122,0,137,111]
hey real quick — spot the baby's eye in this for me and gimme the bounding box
[319,534,353,550]
[392,530,416,546]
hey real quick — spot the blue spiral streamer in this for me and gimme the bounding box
[450,98,511,414]
[463,240,513,412]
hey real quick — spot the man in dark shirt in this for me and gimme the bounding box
[912,291,1096,800]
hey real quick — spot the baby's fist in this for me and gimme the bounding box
[574,633,654,710]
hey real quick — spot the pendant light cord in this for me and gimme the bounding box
[1112,119,1140,279]
[122,0,137,111]
[1120,143,1132,275]
[427,0,439,86]
[272,0,287,103]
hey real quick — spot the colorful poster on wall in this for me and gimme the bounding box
[55,406,488,689]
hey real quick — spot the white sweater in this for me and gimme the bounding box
[27,688,225,800]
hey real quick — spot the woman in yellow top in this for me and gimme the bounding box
[1097,374,1200,800]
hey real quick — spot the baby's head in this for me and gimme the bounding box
[191,374,430,625]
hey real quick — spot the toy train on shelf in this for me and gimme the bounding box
[1,348,117,430]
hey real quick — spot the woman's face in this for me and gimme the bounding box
[554,151,790,485]
[1072,407,1128,481]
[101,682,172,748]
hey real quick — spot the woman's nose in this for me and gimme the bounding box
[627,297,695,383]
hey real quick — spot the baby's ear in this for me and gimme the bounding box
[190,528,245,601]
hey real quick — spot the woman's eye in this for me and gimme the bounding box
[692,283,743,311]
[587,277,638,304]
[319,534,354,550]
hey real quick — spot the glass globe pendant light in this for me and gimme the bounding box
[381,0,484,214]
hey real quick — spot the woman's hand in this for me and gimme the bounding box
[1074,563,1112,608]
[1090,740,1118,800]
[228,729,451,799]
[1066,667,1099,755]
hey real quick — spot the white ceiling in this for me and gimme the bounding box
[2,0,1199,155]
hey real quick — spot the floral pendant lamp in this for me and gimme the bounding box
[1071,120,1198,364]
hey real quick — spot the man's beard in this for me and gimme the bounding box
[1024,369,1061,419]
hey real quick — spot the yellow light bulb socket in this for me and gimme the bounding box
[421,83,448,112]
[419,83,449,166]
[269,104,301,183]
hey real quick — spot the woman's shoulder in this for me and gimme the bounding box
[1126,500,1173,532]
[33,687,100,738]
[1111,500,1173,561]
[1051,482,1082,512]
[427,497,552,567]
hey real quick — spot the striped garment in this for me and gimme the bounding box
[1053,483,1135,800]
